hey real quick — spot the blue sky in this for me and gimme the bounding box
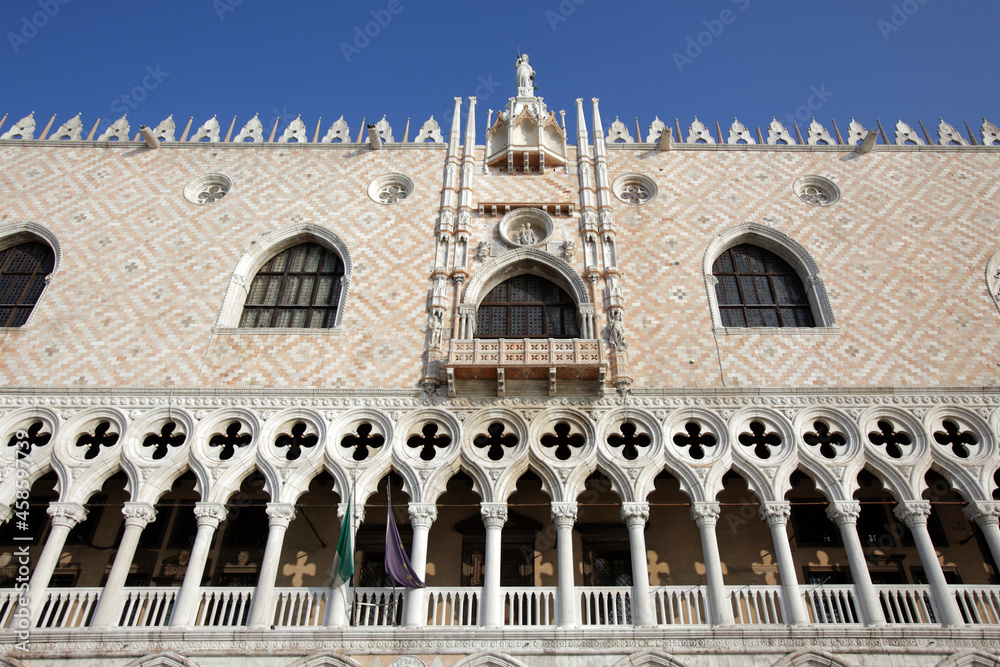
[1,0,998,143]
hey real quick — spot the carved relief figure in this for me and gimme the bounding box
[516,54,535,97]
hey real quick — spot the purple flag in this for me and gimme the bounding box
[385,505,425,588]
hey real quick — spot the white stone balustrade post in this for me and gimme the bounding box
[480,502,507,627]
[403,502,437,627]
[169,502,227,627]
[825,501,885,626]
[894,500,964,626]
[621,502,654,627]
[552,502,578,627]
[963,501,1000,569]
[690,502,734,626]
[24,502,87,624]
[247,502,296,628]
[90,502,157,628]
[758,501,809,625]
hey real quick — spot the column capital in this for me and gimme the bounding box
[0,504,12,524]
[621,502,650,527]
[193,502,228,528]
[481,502,508,528]
[47,502,87,528]
[690,502,720,527]
[266,502,296,528]
[338,501,365,525]
[825,500,861,526]
[551,502,578,527]
[408,502,438,529]
[964,500,1000,526]
[893,500,932,527]
[122,502,157,528]
[759,501,791,526]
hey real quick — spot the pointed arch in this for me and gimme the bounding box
[771,649,856,667]
[612,649,694,667]
[934,649,1000,667]
[0,221,60,328]
[121,652,201,667]
[215,222,352,330]
[452,651,532,667]
[703,222,836,329]
[285,654,363,667]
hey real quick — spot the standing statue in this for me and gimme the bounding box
[515,54,535,97]
[608,310,628,350]
[428,309,444,349]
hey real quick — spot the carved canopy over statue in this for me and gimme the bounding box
[516,54,535,97]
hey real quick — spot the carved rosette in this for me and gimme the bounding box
[690,502,721,527]
[758,502,791,526]
[408,502,438,529]
[122,502,157,528]
[825,501,861,526]
[193,502,228,529]
[963,501,1000,527]
[480,503,508,528]
[47,502,88,528]
[893,500,932,527]
[266,503,297,528]
[620,502,650,527]
[551,502,578,527]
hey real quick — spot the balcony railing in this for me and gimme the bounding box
[729,585,785,624]
[8,583,1000,630]
[448,338,603,367]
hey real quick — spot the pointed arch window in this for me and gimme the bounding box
[240,242,344,328]
[476,275,578,338]
[712,244,815,327]
[0,241,55,327]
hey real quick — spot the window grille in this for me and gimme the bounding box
[475,275,578,338]
[240,242,344,328]
[712,244,814,327]
[0,241,55,327]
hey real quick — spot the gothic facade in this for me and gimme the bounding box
[1,65,999,667]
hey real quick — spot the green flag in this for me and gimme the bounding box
[331,497,354,588]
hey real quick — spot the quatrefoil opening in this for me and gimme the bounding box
[208,421,252,461]
[142,422,186,460]
[275,422,319,461]
[802,420,846,460]
[541,422,586,461]
[7,421,52,458]
[340,423,385,462]
[738,421,781,460]
[673,422,717,460]
[473,422,518,461]
[76,421,120,460]
[933,420,977,459]
[406,423,452,461]
[867,419,911,459]
[606,422,651,461]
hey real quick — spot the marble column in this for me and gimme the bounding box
[963,500,1000,570]
[480,502,507,627]
[758,501,809,625]
[552,502,578,627]
[894,500,964,626]
[169,502,227,627]
[690,502,734,626]
[90,502,157,628]
[25,502,87,625]
[621,502,654,627]
[403,502,437,627]
[247,502,296,628]
[825,501,886,626]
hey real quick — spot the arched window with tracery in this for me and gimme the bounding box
[0,241,55,327]
[240,242,344,328]
[712,243,815,327]
[476,275,579,338]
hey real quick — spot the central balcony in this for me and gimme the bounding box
[445,338,606,397]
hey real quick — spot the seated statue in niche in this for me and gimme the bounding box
[516,222,538,246]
